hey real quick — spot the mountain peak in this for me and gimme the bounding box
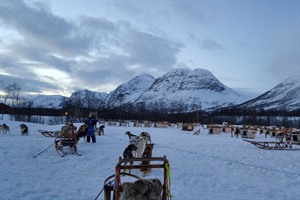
[236,75,300,111]
[105,73,155,108]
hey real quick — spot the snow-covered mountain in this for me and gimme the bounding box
[23,69,299,113]
[133,68,245,112]
[235,76,300,111]
[105,73,155,109]
[24,90,108,109]
[27,95,64,108]
[67,89,107,109]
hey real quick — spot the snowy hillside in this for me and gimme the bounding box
[21,70,299,113]
[27,95,64,108]
[134,68,245,112]
[68,89,108,109]
[0,117,299,200]
[105,73,155,109]
[236,76,300,111]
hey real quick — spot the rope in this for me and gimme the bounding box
[165,162,173,200]
[94,180,114,200]
[157,144,300,176]
[33,143,55,158]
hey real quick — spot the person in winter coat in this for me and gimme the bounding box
[285,132,292,148]
[85,112,97,143]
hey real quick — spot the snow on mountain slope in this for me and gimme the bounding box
[134,68,245,112]
[68,89,107,109]
[28,95,64,108]
[22,70,299,113]
[236,76,300,111]
[105,73,155,108]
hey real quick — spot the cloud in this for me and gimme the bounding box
[0,74,60,95]
[124,28,183,69]
[200,39,226,55]
[0,0,183,94]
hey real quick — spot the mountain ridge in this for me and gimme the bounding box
[21,69,300,112]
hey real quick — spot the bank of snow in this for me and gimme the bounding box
[0,119,299,200]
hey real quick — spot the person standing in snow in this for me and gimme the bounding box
[85,112,97,143]
[285,131,292,148]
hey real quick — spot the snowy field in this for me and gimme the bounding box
[0,118,299,200]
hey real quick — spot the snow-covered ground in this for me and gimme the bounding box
[0,117,299,200]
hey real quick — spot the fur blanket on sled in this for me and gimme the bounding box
[120,178,162,200]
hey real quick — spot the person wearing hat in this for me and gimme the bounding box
[84,112,97,143]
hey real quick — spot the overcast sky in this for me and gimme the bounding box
[0,0,299,98]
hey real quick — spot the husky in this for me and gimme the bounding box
[20,124,29,135]
[0,124,10,134]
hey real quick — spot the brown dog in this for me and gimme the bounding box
[140,143,154,176]
[76,124,89,141]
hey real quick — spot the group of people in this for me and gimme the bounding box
[65,111,100,144]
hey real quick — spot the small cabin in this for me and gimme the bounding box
[291,132,300,144]
[143,122,152,128]
[259,126,278,138]
[240,128,256,139]
[207,125,221,134]
[154,122,169,128]
[182,124,194,131]
[134,122,143,127]
[223,126,234,133]
[120,122,128,127]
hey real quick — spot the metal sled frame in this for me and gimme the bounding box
[244,139,297,150]
[103,156,171,200]
[38,130,60,137]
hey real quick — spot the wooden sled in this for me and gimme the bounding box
[54,125,80,157]
[244,139,298,150]
[38,130,60,137]
[101,156,172,200]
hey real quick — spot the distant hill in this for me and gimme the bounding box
[27,95,64,108]
[235,76,300,111]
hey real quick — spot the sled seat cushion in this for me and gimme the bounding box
[120,178,162,200]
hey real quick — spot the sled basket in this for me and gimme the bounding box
[102,156,171,200]
[53,125,79,157]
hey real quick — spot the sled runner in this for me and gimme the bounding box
[244,139,299,150]
[54,125,81,157]
[100,156,172,200]
[38,130,60,137]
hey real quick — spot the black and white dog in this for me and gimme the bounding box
[123,144,138,173]
[20,124,28,135]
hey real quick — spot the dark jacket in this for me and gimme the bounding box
[85,117,97,136]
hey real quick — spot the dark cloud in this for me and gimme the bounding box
[0,1,87,55]
[0,74,60,94]
[200,39,226,55]
[124,29,182,69]
[0,0,183,94]
[188,33,226,55]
